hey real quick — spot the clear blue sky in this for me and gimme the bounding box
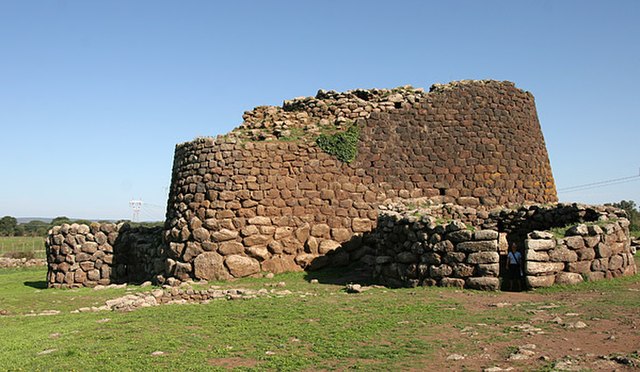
[1,1,638,221]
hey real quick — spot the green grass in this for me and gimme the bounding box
[1,264,639,370]
[0,267,501,370]
[0,236,45,259]
[631,230,640,239]
[548,219,619,239]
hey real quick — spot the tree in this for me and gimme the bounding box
[50,216,71,226]
[0,216,18,236]
[607,200,639,231]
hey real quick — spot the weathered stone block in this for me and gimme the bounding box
[440,277,465,288]
[194,252,231,281]
[474,230,499,240]
[525,239,555,251]
[452,263,475,277]
[81,242,98,254]
[555,272,583,286]
[331,228,352,243]
[310,224,330,238]
[212,229,237,242]
[575,248,596,261]
[466,251,499,264]
[429,264,452,278]
[525,249,549,262]
[566,261,591,274]
[564,236,585,250]
[465,277,500,291]
[584,271,605,281]
[87,269,100,281]
[244,235,271,247]
[595,243,612,258]
[526,275,555,288]
[608,255,623,271]
[548,247,578,262]
[476,263,500,277]
[219,242,244,256]
[352,218,372,233]
[261,256,301,274]
[525,261,564,275]
[446,230,473,243]
[248,216,271,226]
[318,239,341,254]
[225,255,260,277]
[456,240,497,252]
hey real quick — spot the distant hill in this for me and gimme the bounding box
[16,217,53,224]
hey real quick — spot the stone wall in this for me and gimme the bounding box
[164,80,557,282]
[372,202,637,290]
[373,211,501,290]
[45,223,163,288]
[525,221,637,288]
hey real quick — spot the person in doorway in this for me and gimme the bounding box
[507,243,524,291]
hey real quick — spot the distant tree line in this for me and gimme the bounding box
[0,216,163,237]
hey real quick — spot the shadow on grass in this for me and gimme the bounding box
[24,280,47,289]
[304,262,374,286]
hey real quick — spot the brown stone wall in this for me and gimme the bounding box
[163,80,558,281]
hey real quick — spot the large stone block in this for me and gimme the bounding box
[526,275,555,288]
[429,264,452,278]
[474,230,499,240]
[548,247,578,262]
[225,255,260,278]
[476,263,500,277]
[318,239,341,254]
[566,261,591,274]
[456,240,497,252]
[525,261,564,275]
[212,229,238,242]
[555,272,583,286]
[352,218,372,233]
[219,242,244,256]
[525,249,549,262]
[466,251,499,264]
[525,239,555,251]
[465,277,500,291]
[440,277,465,288]
[261,256,301,274]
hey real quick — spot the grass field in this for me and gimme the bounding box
[0,236,46,258]
[1,257,639,371]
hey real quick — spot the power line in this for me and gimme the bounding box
[558,169,640,194]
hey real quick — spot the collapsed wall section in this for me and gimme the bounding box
[163,80,558,282]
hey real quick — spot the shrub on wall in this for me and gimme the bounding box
[315,124,360,163]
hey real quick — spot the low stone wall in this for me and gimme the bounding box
[373,203,637,290]
[525,221,637,288]
[45,223,164,288]
[373,211,501,290]
[0,257,46,269]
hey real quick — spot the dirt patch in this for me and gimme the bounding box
[413,287,640,371]
[207,357,259,369]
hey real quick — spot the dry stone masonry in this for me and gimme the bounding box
[373,202,637,289]
[163,80,556,283]
[45,79,636,290]
[45,222,164,288]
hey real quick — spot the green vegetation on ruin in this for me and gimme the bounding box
[1,260,638,370]
[548,219,619,239]
[315,123,361,163]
